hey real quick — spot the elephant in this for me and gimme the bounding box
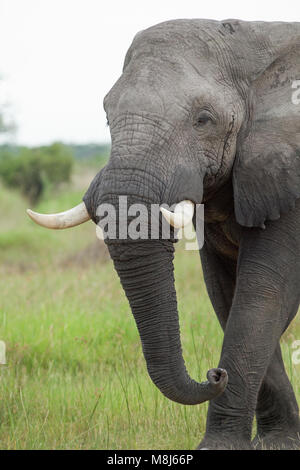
[27,18,300,450]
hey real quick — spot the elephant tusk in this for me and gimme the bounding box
[26,202,91,229]
[96,224,104,240]
[160,200,194,228]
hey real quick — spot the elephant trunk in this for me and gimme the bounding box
[108,239,228,405]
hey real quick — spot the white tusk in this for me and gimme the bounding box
[160,200,194,228]
[26,202,91,229]
[96,224,104,240]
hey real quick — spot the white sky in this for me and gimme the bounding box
[1,0,300,146]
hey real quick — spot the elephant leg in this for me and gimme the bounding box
[201,242,300,449]
[198,221,300,450]
[253,344,300,450]
[200,241,237,331]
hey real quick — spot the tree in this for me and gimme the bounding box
[0,143,74,205]
[0,77,16,138]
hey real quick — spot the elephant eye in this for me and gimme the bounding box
[106,116,110,127]
[194,111,213,128]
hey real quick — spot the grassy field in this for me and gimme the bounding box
[0,166,299,450]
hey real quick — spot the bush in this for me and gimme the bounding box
[0,143,74,204]
[38,142,73,185]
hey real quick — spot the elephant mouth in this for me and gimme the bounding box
[27,195,198,240]
[27,196,206,254]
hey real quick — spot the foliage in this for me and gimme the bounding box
[0,143,73,204]
[0,77,16,136]
[37,142,74,185]
[70,143,110,161]
[69,143,110,168]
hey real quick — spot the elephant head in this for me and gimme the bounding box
[27,19,300,405]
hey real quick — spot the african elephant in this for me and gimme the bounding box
[27,19,300,450]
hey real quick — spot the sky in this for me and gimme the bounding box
[1,0,300,146]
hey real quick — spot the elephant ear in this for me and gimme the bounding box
[233,46,300,228]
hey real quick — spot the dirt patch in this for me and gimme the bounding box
[0,240,110,274]
[61,240,110,268]
[0,260,39,274]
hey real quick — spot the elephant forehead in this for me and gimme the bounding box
[130,19,219,55]
[123,20,229,74]
[123,21,231,90]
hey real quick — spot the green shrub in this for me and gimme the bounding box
[0,143,73,204]
[38,142,73,185]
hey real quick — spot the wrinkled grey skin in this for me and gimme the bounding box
[83,19,300,449]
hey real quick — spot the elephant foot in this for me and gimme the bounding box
[252,430,300,450]
[197,435,253,450]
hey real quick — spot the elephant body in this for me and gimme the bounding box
[29,18,300,449]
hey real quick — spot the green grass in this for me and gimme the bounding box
[0,177,299,449]
[0,243,213,449]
